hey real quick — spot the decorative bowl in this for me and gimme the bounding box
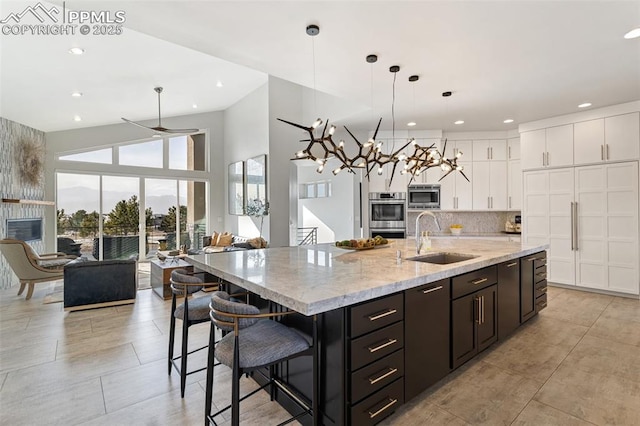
[450,227,462,235]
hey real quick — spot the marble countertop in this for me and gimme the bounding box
[186,239,548,316]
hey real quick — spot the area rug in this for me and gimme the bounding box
[43,283,64,304]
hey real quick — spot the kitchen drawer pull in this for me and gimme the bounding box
[506,262,518,268]
[527,257,540,262]
[537,301,547,309]
[368,338,398,353]
[368,367,399,384]
[368,398,398,419]
[471,278,488,285]
[422,285,443,294]
[368,309,397,321]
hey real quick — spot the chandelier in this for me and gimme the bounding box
[278,25,469,185]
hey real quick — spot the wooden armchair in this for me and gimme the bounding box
[0,239,74,300]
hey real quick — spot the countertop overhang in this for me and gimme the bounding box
[186,239,548,316]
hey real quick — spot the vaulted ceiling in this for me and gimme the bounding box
[1,1,639,133]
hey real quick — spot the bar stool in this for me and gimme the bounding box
[204,291,319,426]
[168,269,220,398]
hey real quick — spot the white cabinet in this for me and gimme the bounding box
[472,162,507,210]
[574,162,639,294]
[508,160,522,211]
[440,163,473,210]
[508,138,520,160]
[523,162,639,295]
[523,168,575,285]
[605,112,640,162]
[574,119,604,165]
[472,139,507,161]
[545,125,574,168]
[521,125,573,170]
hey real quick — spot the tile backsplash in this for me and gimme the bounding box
[407,211,521,236]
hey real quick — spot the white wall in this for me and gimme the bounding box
[44,111,224,251]
[223,83,269,239]
[297,164,357,243]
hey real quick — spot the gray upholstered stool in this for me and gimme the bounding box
[168,269,219,398]
[204,291,319,426]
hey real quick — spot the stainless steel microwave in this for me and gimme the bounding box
[407,184,440,209]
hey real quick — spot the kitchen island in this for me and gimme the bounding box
[188,239,548,425]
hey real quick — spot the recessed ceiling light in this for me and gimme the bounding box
[407,122,416,127]
[192,104,198,109]
[71,92,83,97]
[216,81,223,88]
[454,120,464,125]
[578,102,592,108]
[503,119,514,124]
[68,47,85,55]
[73,115,82,122]
[624,28,640,39]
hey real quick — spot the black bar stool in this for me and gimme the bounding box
[204,291,319,426]
[168,269,220,397]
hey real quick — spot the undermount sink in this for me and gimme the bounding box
[407,252,478,265]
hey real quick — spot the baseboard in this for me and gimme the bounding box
[64,298,136,312]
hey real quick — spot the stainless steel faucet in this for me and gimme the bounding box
[416,211,441,254]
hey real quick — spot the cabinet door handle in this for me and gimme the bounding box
[487,147,490,160]
[368,398,398,419]
[475,296,481,324]
[574,202,579,250]
[508,145,511,159]
[423,285,444,294]
[527,257,542,262]
[606,144,609,160]
[368,309,397,321]
[482,296,486,324]
[490,146,493,159]
[542,152,546,166]
[506,262,518,268]
[570,202,575,251]
[488,197,490,209]
[368,367,399,384]
[471,277,488,285]
[509,196,511,209]
[601,145,604,161]
[368,339,398,353]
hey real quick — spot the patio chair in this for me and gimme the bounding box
[0,239,74,300]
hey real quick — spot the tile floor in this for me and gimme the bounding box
[0,282,638,425]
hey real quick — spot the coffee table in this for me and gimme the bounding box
[150,258,193,300]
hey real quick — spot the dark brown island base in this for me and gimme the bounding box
[188,239,548,425]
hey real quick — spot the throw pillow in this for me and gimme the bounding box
[216,232,233,247]
[209,231,219,247]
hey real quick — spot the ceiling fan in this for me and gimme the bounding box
[121,87,199,134]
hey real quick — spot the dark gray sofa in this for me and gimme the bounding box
[64,259,137,311]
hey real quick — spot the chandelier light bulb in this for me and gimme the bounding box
[456,151,463,159]
[356,161,366,168]
[315,158,325,165]
[401,169,408,175]
[398,153,407,161]
[411,138,418,146]
[295,151,305,158]
[311,118,323,129]
[339,140,345,149]
[415,170,421,176]
[316,164,324,173]
[333,167,342,175]
[377,167,383,175]
[329,125,336,135]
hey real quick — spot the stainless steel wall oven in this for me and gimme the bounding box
[369,192,406,238]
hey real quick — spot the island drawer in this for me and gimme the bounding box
[535,268,547,283]
[535,280,547,298]
[350,321,404,371]
[536,293,548,312]
[452,266,497,299]
[350,377,404,426]
[350,293,404,338]
[533,252,547,269]
[350,349,404,404]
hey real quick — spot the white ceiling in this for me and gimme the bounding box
[1,1,639,133]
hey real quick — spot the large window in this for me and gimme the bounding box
[55,132,209,260]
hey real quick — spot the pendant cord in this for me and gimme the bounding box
[391,70,397,153]
[312,36,317,121]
